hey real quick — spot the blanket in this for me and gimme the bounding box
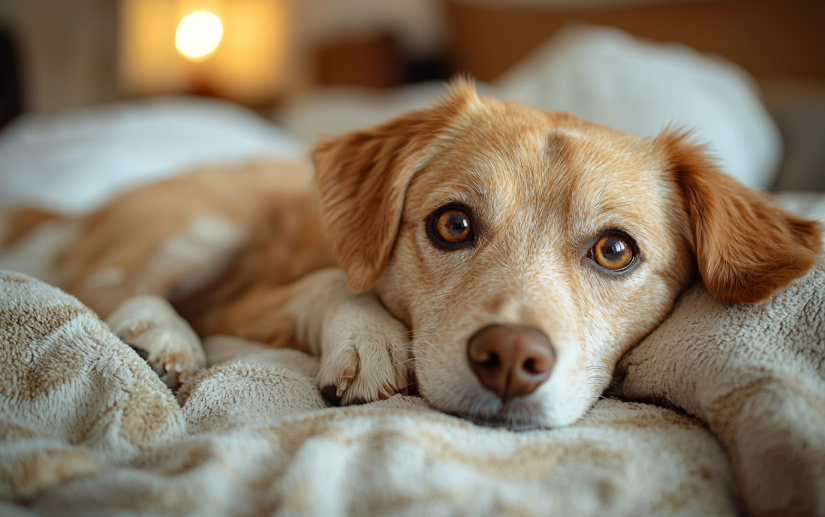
[612,260,825,516]
[1,241,823,516]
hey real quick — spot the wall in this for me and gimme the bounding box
[0,0,447,113]
[0,0,119,113]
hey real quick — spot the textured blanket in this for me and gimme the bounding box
[1,257,823,516]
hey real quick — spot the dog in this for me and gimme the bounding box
[4,80,821,429]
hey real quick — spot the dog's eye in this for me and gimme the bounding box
[437,210,471,242]
[427,205,475,250]
[593,234,633,270]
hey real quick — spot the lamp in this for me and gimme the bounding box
[119,0,289,104]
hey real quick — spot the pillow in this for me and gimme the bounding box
[495,24,781,189]
[279,25,781,189]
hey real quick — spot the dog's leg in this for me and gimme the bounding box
[315,285,411,405]
[106,295,206,390]
[214,268,410,405]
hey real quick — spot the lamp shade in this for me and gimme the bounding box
[119,0,289,104]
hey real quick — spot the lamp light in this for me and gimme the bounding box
[119,0,288,104]
[175,11,224,61]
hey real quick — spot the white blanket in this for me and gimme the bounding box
[1,252,823,516]
[0,271,737,516]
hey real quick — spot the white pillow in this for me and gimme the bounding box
[0,97,305,215]
[279,25,781,190]
[496,25,781,189]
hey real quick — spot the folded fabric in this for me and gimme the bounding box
[1,196,823,517]
[1,271,738,516]
[612,260,825,517]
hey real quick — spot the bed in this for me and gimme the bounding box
[1,25,824,517]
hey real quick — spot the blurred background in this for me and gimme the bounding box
[2,0,825,112]
[0,0,824,218]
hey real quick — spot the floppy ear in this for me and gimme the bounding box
[312,80,477,292]
[658,129,822,305]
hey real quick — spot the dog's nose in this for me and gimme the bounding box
[466,324,555,401]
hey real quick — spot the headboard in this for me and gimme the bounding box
[446,0,825,83]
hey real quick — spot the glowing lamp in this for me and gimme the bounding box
[175,11,224,61]
[119,0,289,104]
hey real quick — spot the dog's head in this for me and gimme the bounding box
[313,80,822,429]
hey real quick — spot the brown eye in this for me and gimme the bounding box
[594,234,634,270]
[427,204,476,250]
[436,209,472,243]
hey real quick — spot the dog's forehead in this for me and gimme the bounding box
[414,101,671,232]
[449,101,657,187]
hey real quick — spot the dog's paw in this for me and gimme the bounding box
[317,296,410,406]
[106,296,206,391]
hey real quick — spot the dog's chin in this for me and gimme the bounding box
[443,399,552,431]
[416,367,593,430]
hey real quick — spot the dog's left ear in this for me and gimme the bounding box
[313,80,477,292]
[658,129,822,305]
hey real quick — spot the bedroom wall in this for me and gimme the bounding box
[0,0,119,114]
[447,0,825,82]
[0,0,447,114]
[1,0,822,115]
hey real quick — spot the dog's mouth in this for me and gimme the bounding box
[444,399,549,431]
[449,404,547,431]
[407,351,551,430]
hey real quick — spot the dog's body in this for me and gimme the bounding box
[7,82,821,429]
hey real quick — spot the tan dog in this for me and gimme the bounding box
[6,80,821,429]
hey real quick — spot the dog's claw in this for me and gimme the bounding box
[395,365,408,396]
[317,340,409,405]
[107,296,205,394]
[315,294,410,406]
[321,385,343,406]
[336,379,348,398]
[317,341,409,405]
[163,371,182,391]
[129,344,150,362]
[378,385,394,400]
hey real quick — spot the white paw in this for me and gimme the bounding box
[106,295,206,391]
[317,295,410,406]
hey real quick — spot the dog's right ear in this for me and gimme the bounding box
[313,80,477,293]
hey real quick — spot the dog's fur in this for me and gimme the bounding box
[6,81,821,428]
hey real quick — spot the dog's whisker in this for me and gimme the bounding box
[391,358,417,369]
